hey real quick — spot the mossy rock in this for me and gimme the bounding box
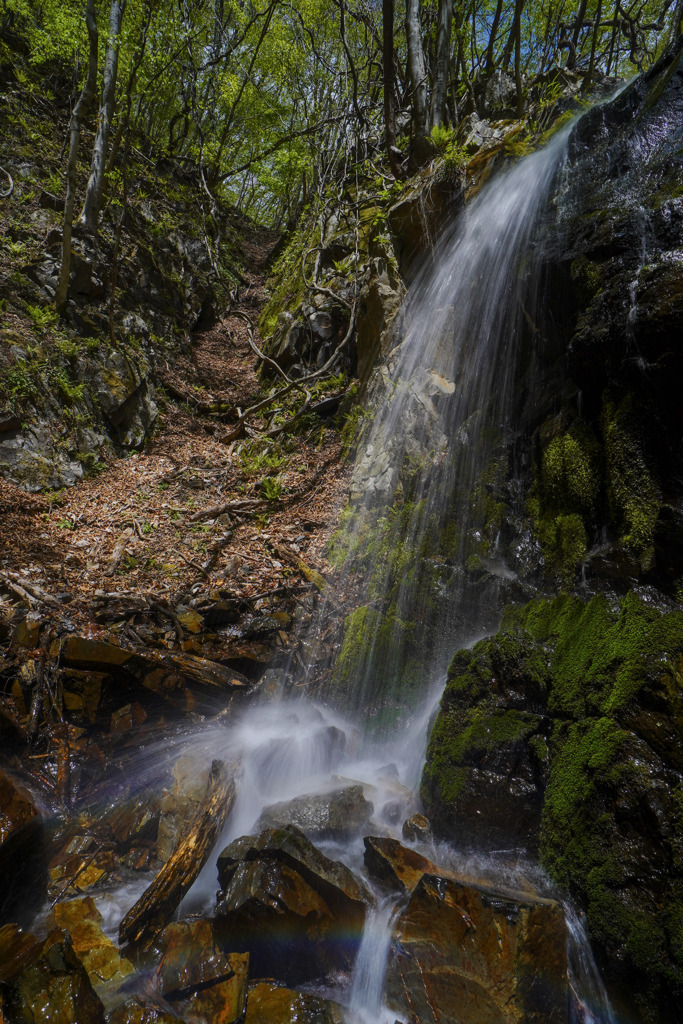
[421,632,551,849]
[422,590,683,1020]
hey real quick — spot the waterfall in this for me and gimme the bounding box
[82,123,620,1024]
[324,126,573,732]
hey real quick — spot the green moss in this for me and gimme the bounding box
[529,422,601,582]
[258,215,318,340]
[448,706,540,762]
[570,255,603,304]
[602,393,660,564]
[536,512,588,582]
[421,632,550,818]
[540,716,626,877]
[504,591,683,718]
[541,429,599,514]
[331,602,422,727]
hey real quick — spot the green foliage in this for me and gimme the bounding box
[259,475,283,501]
[26,303,58,332]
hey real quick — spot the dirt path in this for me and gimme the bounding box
[0,231,350,649]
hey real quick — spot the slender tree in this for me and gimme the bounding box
[406,0,429,157]
[383,0,402,176]
[430,0,454,128]
[56,0,99,316]
[79,0,126,232]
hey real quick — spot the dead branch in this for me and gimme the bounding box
[119,758,240,951]
[0,166,14,198]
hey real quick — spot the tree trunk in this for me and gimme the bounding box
[119,759,239,951]
[566,0,588,70]
[513,0,525,118]
[55,0,98,317]
[483,0,505,72]
[430,0,453,129]
[79,0,126,232]
[583,0,603,92]
[383,0,402,176]
[406,0,429,158]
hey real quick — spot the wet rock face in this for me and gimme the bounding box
[215,825,368,985]
[363,835,441,895]
[158,919,248,1024]
[0,768,45,924]
[422,591,683,1021]
[256,784,373,838]
[51,897,134,1007]
[530,37,683,592]
[421,632,550,852]
[386,872,568,1024]
[243,981,343,1024]
[2,928,106,1024]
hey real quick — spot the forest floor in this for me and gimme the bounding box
[0,227,350,668]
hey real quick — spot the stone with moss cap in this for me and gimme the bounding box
[422,590,683,1021]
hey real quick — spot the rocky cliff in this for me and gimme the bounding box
[422,38,683,1024]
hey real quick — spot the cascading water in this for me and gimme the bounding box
[316,126,575,733]
[54,122,618,1024]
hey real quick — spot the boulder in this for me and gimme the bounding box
[402,813,432,843]
[386,873,568,1024]
[158,919,248,1024]
[157,755,210,862]
[59,636,252,720]
[244,981,343,1024]
[215,825,368,984]
[422,590,683,1018]
[255,784,373,838]
[2,928,106,1023]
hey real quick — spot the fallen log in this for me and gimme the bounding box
[119,758,240,951]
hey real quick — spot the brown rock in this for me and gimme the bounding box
[402,813,432,843]
[0,924,42,984]
[158,919,248,1024]
[215,825,368,985]
[386,873,568,1024]
[244,981,343,1024]
[2,928,106,1024]
[59,637,252,717]
[14,616,42,648]
[52,896,135,1005]
[0,767,45,921]
[156,754,210,862]
[363,836,440,895]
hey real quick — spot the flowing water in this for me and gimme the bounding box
[67,124,618,1021]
